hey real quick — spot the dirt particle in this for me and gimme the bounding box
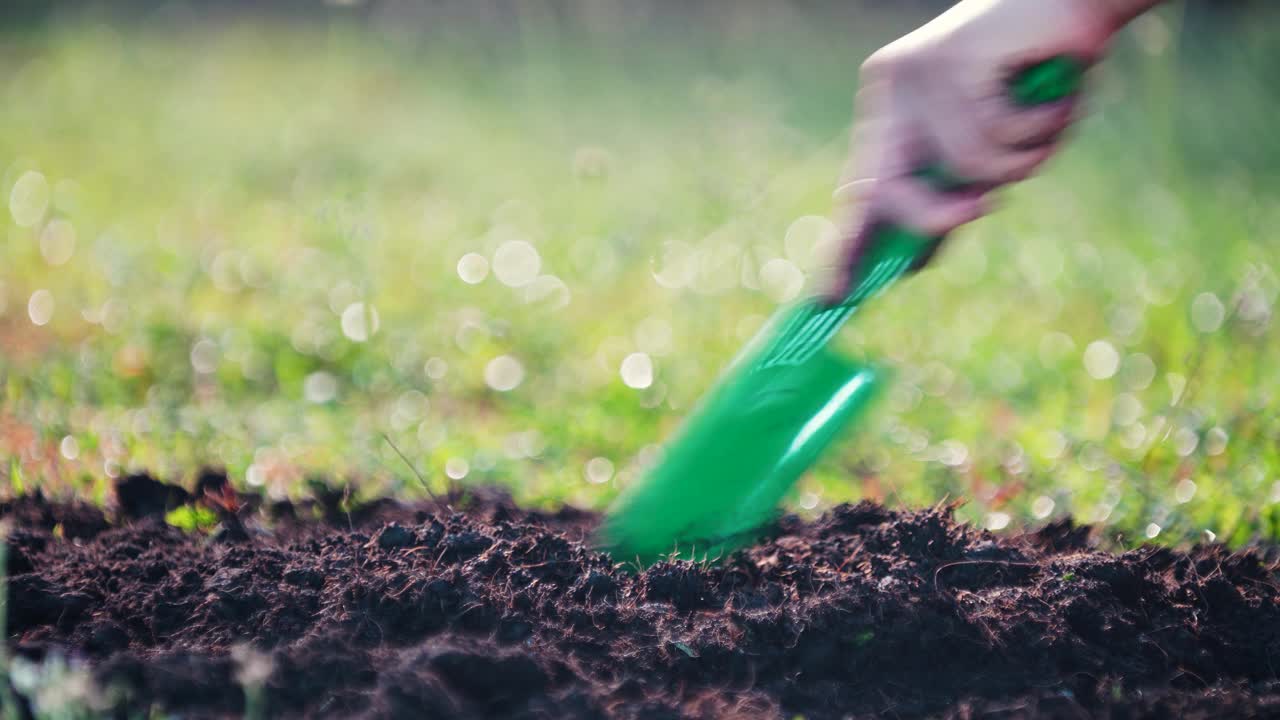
[440,530,493,562]
[428,646,549,711]
[642,563,713,611]
[372,522,413,550]
[114,473,190,520]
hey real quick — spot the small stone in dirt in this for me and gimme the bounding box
[373,523,414,550]
[377,669,460,718]
[825,500,891,532]
[5,529,46,575]
[441,531,493,561]
[143,562,168,582]
[84,619,130,655]
[642,563,712,611]
[965,540,1005,560]
[283,566,324,589]
[208,567,252,594]
[211,520,250,544]
[574,571,618,602]
[496,617,533,645]
[877,575,905,593]
[268,499,296,521]
[9,576,79,630]
[429,648,548,710]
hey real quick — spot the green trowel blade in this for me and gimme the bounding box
[599,226,937,564]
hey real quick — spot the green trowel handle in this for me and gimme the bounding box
[850,55,1087,292]
[1009,55,1088,107]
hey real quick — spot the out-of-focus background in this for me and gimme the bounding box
[2,1,1278,544]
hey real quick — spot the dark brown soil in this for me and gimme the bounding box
[4,472,1280,719]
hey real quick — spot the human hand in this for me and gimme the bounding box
[828,0,1136,301]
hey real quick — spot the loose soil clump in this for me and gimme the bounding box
[4,473,1279,719]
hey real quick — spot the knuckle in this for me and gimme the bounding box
[859,52,893,82]
[992,106,1073,147]
[887,187,970,238]
[989,117,1033,147]
[943,150,989,182]
[861,46,913,82]
[914,215,955,239]
[987,154,1033,184]
[935,204,984,236]
[1002,165,1033,184]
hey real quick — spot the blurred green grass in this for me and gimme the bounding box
[2,4,1279,546]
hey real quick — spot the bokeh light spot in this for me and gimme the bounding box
[1175,478,1197,504]
[759,258,804,303]
[985,512,1011,531]
[636,444,663,469]
[650,241,697,290]
[1083,340,1119,379]
[1119,353,1156,390]
[1173,427,1199,456]
[620,352,654,389]
[784,215,838,270]
[492,240,541,287]
[246,465,265,487]
[938,440,968,467]
[340,302,380,342]
[584,457,614,484]
[445,457,470,480]
[1205,427,1228,456]
[304,372,338,404]
[484,355,525,391]
[457,253,490,284]
[1112,393,1143,427]
[519,430,546,458]
[27,289,54,326]
[521,274,571,308]
[424,357,449,380]
[39,219,76,265]
[190,339,220,374]
[9,170,50,228]
[1166,373,1187,404]
[1031,496,1055,519]
[1038,331,1076,367]
[1191,292,1225,333]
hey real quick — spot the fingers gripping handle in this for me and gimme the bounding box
[1009,55,1087,107]
[844,56,1086,301]
[914,55,1087,191]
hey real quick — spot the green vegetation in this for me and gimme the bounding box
[164,504,218,532]
[1,5,1278,545]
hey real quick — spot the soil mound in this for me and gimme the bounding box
[4,481,1278,719]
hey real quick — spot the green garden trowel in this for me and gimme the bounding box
[599,57,1085,565]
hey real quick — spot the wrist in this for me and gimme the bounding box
[1085,0,1164,29]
